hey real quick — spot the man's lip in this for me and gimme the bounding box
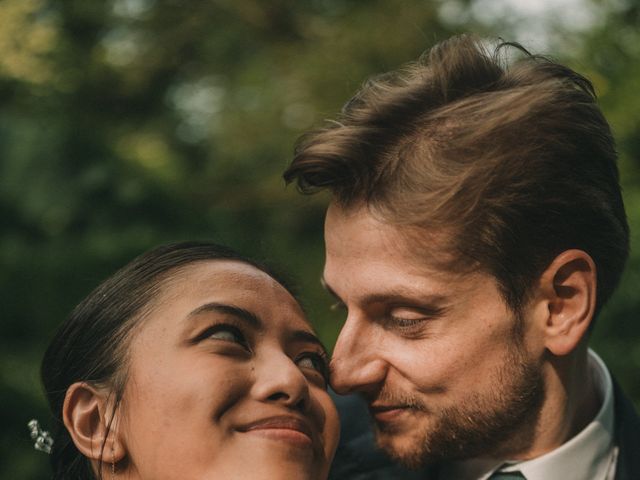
[237,415,315,442]
[369,404,413,421]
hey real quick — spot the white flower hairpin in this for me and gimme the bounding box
[28,419,53,454]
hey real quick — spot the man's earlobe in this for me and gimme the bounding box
[62,382,126,463]
[540,250,597,356]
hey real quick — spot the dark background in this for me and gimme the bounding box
[1,0,639,477]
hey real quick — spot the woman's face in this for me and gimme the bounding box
[116,260,339,480]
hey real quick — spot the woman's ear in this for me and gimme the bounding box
[62,382,126,463]
[538,249,597,356]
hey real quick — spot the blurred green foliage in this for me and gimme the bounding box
[0,0,638,477]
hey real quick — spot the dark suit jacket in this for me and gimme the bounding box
[330,379,640,480]
[612,379,640,480]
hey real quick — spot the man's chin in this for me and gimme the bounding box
[372,419,436,470]
[374,428,432,470]
[372,416,477,468]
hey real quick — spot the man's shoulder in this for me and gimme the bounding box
[330,392,435,480]
[612,378,640,480]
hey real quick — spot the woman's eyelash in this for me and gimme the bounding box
[297,351,330,383]
[193,323,249,349]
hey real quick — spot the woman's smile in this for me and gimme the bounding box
[238,414,316,447]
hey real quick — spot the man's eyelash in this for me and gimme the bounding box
[389,316,425,328]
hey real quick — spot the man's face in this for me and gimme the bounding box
[324,204,545,466]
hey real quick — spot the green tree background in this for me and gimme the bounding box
[1,0,638,477]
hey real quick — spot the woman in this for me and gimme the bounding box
[39,241,340,479]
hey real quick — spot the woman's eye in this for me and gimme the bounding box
[208,329,240,342]
[196,324,248,349]
[296,353,330,385]
[297,355,319,370]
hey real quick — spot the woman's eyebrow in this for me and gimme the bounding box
[187,302,262,330]
[187,303,326,352]
[289,330,328,355]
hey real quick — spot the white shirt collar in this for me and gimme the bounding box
[440,349,616,480]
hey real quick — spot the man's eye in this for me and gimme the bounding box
[296,352,330,385]
[387,305,443,329]
[389,315,426,330]
[388,316,426,333]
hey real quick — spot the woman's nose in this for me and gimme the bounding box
[252,349,311,411]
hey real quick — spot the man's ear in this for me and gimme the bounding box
[538,249,597,356]
[62,382,126,463]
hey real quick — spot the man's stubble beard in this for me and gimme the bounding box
[372,325,545,469]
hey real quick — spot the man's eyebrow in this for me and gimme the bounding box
[321,276,448,311]
[187,302,262,329]
[362,292,448,306]
[289,329,329,355]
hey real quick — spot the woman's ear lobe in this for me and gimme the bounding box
[62,382,126,462]
[540,249,597,356]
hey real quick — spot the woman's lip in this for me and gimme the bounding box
[238,415,315,445]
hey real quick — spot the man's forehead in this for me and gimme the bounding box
[324,202,466,274]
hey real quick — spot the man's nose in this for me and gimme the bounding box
[330,315,387,396]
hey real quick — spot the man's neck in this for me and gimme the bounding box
[509,346,600,460]
[441,350,615,480]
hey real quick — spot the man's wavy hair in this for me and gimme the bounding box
[284,34,629,316]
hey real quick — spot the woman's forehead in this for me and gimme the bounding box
[150,259,311,327]
[162,260,286,292]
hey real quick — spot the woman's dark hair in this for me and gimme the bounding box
[41,241,297,479]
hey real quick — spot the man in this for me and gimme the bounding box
[284,35,640,479]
